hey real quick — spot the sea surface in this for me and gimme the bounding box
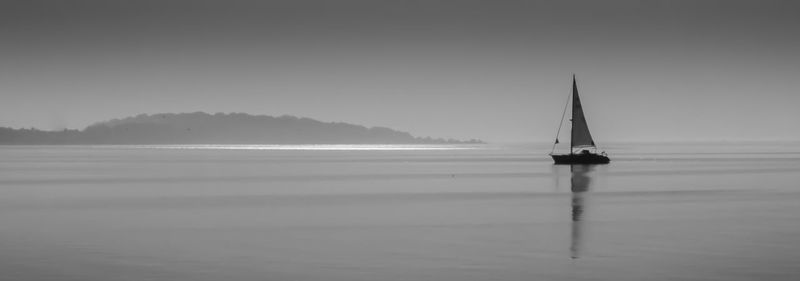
[1,142,800,281]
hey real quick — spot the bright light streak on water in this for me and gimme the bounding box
[129,144,483,151]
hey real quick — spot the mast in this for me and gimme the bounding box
[570,75,576,154]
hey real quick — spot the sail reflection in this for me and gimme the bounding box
[570,164,593,259]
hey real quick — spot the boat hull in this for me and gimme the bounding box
[551,153,610,165]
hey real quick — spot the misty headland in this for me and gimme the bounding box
[0,112,483,145]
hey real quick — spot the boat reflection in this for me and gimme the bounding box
[570,164,593,259]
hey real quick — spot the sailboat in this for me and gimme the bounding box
[550,75,610,164]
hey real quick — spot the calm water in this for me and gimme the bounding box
[1,143,800,281]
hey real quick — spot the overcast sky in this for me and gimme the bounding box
[1,0,798,142]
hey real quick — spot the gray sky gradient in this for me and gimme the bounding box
[1,0,799,142]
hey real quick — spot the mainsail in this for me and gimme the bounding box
[570,76,595,150]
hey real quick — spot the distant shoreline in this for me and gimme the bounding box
[0,112,484,145]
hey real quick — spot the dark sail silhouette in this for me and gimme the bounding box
[550,75,610,164]
[570,78,595,149]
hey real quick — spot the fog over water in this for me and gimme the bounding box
[2,142,800,281]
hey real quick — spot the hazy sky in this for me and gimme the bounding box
[1,0,798,142]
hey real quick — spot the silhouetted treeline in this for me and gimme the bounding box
[0,112,484,145]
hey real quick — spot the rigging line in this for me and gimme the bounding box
[550,84,572,154]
